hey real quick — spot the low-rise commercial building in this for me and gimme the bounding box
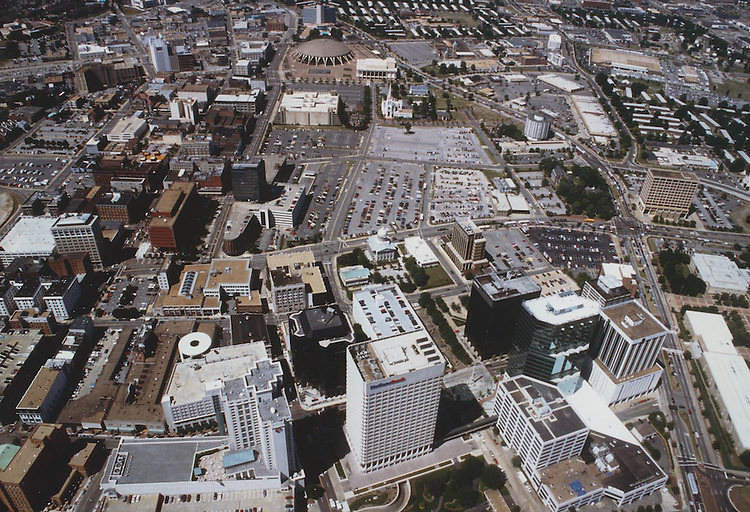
[689,253,750,295]
[356,58,397,80]
[277,92,340,126]
[0,216,57,266]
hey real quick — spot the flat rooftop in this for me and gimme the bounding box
[600,301,667,341]
[163,343,268,406]
[684,310,734,355]
[702,351,750,449]
[205,259,252,290]
[455,217,482,236]
[104,437,227,486]
[523,291,600,325]
[17,367,62,410]
[648,168,699,181]
[691,253,749,292]
[350,330,443,382]
[0,216,56,255]
[500,376,588,442]
[353,285,423,339]
[475,273,541,301]
[539,433,665,505]
[266,250,316,270]
[0,331,44,394]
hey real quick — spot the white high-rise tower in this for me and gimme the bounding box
[345,285,445,473]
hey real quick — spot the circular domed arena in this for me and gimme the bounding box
[291,38,354,66]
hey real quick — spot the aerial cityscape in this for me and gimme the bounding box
[0,0,749,511]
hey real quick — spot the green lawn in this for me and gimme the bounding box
[424,266,453,289]
[436,12,479,27]
[711,79,750,100]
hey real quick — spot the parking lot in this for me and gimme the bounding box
[264,128,362,159]
[484,227,550,271]
[527,226,618,269]
[294,161,349,240]
[99,275,158,315]
[343,161,426,237]
[517,171,566,215]
[388,41,437,66]
[694,187,737,230]
[13,116,98,156]
[0,156,66,190]
[368,126,491,165]
[429,167,495,223]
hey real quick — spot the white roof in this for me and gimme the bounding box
[353,284,424,339]
[523,291,600,325]
[537,74,583,93]
[507,193,530,212]
[404,236,438,267]
[370,330,442,377]
[0,216,56,254]
[691,253,749,293]
[601,263,636,281]
[280,92,339,113]
[684,310,735,355]
[702,352,750,450]
[566,380,638,444]
[164,343,268,405]
[356,57,397,71]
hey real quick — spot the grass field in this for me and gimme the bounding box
[730,201,750,232]
[424,266,453,289]
[436,12,479,27]
[433,89,506,123]
[730,486,750,511]
[711,79,750,100]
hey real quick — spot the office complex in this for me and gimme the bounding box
[464,272,541,358]
[446,218,487,273]
[346,285,445,472]
[494,376,589,475]
[231,160,267,202]
[302,3,337,25]
[146,35,175,73]
[0,424,72,512]
[161,343,295,477]
[277,92,340,126]
[585,301,668,405]
[51,214,107,270]
[148,182,198,250]
[495,376,667,512]
[580,274,633,308]
[510,291,599,389]
[637,168,699,218]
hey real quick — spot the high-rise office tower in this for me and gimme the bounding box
[51,214,107,270]
[146,35,174,73]
[637,168,699,219]
[580,274,633,308]
[345,285,445,472]
[231,160,267,202]
[493,376,589,475]
[585,300,668,405]
[302,3,337,25]
[446,218,486,272]
[509,291,599,390]
[465,272,541,359]
[162,344,295,477]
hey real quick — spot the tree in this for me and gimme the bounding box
[511,455,522,468]
[480,465,507,490]
[403,121,412,134]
